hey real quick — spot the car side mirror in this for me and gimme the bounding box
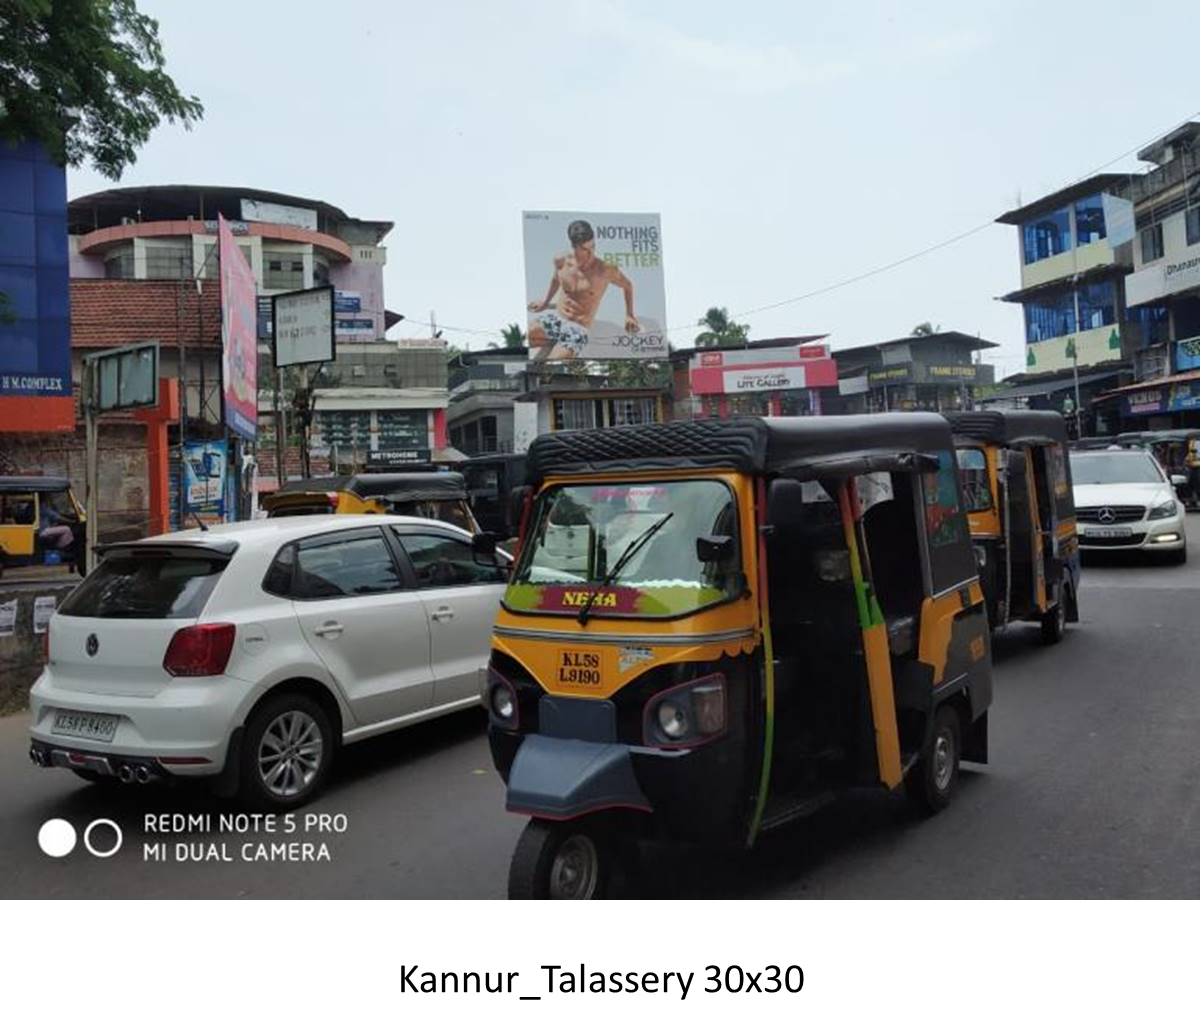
[1171,473,1187,486]
[472,531,500,564]
[696,534,734,563]
[507,485,533,536]
[766,478,805,533]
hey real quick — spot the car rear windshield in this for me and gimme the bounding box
[59,550,229,619]
[1069,451,1164,484]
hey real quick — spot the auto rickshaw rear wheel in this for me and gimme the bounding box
[1040,580,1068,645]
[508,818,627,900]
[906,704,961,816]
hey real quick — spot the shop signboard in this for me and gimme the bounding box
[1124,388,1164,416]
[1167,380,1199,412]
[523,210,667,361]
[869,364,911,384]
[689,343,836,395]
[1175,337,1200,372]
[926,364,978,381]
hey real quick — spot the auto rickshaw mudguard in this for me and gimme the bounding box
[505,735,652,820]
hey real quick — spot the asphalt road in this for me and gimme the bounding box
[1,519,1196,899]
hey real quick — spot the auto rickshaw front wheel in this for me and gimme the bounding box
[905,704,961,816]
[508,818,631,900]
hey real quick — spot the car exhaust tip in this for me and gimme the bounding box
[135,766,151,784]
[29,746,44,767]
[118,764,135,783]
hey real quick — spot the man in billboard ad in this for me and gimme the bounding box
[219,214,258,440]
[523,210,667,361]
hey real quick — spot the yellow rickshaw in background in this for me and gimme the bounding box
[479,415,994,898]
[261,471,480,532]
[0,476,87,577]
[944,411,1080,644]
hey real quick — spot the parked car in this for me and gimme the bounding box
[28,514,510,808]
[1069,449,1187,563]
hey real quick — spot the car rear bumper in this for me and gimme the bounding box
[28,669,247,776]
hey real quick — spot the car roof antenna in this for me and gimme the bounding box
[192,512,209,532]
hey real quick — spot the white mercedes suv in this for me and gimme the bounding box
[1069,449,1188,563]
[28,515,509,808]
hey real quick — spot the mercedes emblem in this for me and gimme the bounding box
[1098,508,1116,524]
[85,633,99,657]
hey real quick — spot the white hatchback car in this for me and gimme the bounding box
[28,515,509,808]
[1069,448,1188,563]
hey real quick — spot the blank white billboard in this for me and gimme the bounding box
[272,286,335,368]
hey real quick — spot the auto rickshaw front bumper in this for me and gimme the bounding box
[503,735,652,820]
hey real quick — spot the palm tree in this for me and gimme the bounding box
[499,322,526,348]
[695,306,750,348]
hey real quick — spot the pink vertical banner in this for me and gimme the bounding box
[219,214,258,440]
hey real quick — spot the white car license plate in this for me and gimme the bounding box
[51,710,119,743]
[1082,526,1132,539]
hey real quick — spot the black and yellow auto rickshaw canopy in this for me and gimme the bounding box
[944,410,1069,448]
[274,471,470,504]
[0,476,72,494]
[524,414,955,484]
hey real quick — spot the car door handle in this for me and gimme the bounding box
[430,606,455,623]
[313,621,344,638]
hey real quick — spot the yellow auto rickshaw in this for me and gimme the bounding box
[0,476,87,577]
[480,415,994,898]
[262,471,480,532]
[944,411,1080,644]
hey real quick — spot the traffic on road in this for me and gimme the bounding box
[2,416,1196,899]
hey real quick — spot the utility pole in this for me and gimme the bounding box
[83,360,98,567]
[175,258,187,530]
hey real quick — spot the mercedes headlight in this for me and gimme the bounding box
[1149,498,1178,520]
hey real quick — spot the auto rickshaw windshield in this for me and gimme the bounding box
[506,478,742,618]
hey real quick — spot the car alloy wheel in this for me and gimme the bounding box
[257,710,324,799]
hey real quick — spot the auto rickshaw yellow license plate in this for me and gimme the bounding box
[555,647,606,692]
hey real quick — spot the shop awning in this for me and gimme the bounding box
[986,369,1123,401]
[1096,370,1199,399]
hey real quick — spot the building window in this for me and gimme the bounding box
[144,244,193,279]
[376,410,427,450]
[608,396,657,425]
[103,247,134,279]
[1023,291,1076,343]
[1187,207,1200,247]
[1074,194,1107,246]
[553,397,600,430]
[1128,305,1170,348]
[313,257,330,286]
[1076,281,1116,331]
[1022,207,1071,264]
[263,250,304,290]
[1140,223,1164,263]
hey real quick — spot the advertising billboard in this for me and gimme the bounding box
[219,214,258,440]
[0,140,73,431]
[688,343,837,395]
[272,286,335,367]
[523,211,667,361]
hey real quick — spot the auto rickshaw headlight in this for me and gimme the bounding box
[486,668,518,729]
[644,674,726,747]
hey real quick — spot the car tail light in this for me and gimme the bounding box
[163,623,236,677]
[642,674,727,748]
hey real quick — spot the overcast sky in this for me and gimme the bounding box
[68,0,1200,378]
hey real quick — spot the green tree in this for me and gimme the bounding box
[499,322,526,348]
[0,0,204,178]
[694,306,749,348]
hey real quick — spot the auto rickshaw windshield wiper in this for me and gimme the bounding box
[577,512,674,626]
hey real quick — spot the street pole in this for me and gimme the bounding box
[83,360,98,568]
[176,260,187,530]
[274,367,286,491]
[1072,347,1082,437]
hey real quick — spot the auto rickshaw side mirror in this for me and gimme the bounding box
[765,478,805,534]
[507,485,533,536]
[696,534,734,563]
